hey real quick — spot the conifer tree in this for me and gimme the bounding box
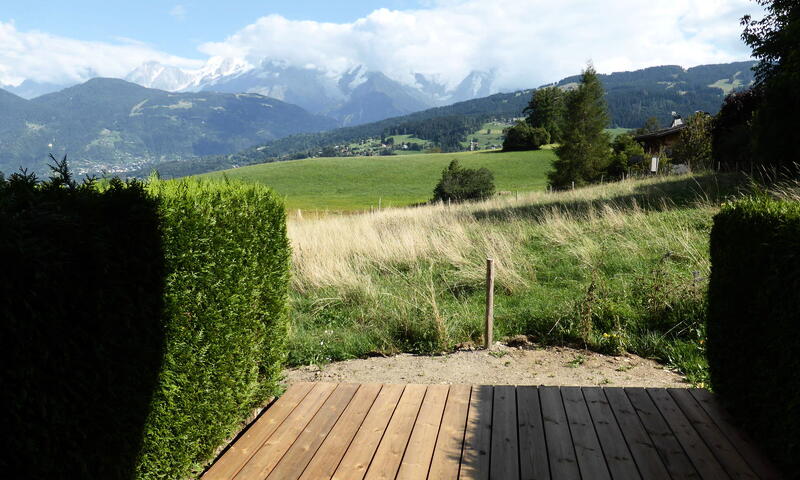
[549,64,611,188]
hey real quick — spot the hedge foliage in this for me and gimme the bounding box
[2,164,166,479]
[3,163,290,480]
[708,195,800,475]
[138,178,290,479]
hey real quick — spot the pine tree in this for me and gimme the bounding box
[524,86,565,143]
[549,65,611,189]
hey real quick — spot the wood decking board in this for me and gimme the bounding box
[266,383,360,480]
[202,382,315,480]
[540,386,581,479]
[332,384,405,480]
[602,387,672,480]
[298,383,383,480]
[234,382,338,480]
[516,386,549,480]
[459,385,493,480]
[428,384,471,480]
[364,384,427,480]
[490,385,520,480]
[625,387,701,479]
[203,384,779,480]
[688,389,783,480]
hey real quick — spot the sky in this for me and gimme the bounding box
[0,0,765,91]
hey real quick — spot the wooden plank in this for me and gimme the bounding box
[266,383,360,480]
[332,384,405,480]
[624,388,700,479]
[234,382,338,480]
[363,384,427,480]
[298,384,383,480]
[645,388,730,479]
[429,385,472,480]
[460,385,494,480]
[539,386,580,479]
[561,386,611,480]
[490,385,520,480]
[689,389,782,480]
[203,382,315,480]
[603,388,672,480]
[517,386,549,480]
[396,384,450,480]
[582,387,641,480]
[668,389,759,480]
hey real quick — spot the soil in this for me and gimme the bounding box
[283,341,689,388]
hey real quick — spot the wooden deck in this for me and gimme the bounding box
[202,383,781,480]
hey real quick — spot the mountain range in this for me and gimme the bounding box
[0,60,755,178]
[124,58,496,126]
[0,78,336,176]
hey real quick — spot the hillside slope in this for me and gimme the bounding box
[152,61,754,177]
[0,78,337,176]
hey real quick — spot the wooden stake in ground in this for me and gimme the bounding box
[485,258,495,350]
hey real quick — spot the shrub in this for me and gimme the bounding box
[3,160,291,480]
[502,121,550,151]
[708,195,800,475]
[2,160,166,479]
[137,178,290,479]
[432,159,495,203]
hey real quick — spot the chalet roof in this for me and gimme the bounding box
[633,122,687,142]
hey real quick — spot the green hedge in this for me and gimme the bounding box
[2,168,166,479]
[3,165,290,480]
[708,195,800,475]
[137,179,290,479]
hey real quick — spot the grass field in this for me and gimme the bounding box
[201,150,555,211]
[285,173,752,386]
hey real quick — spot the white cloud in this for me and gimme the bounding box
[0,1,764,91]
[170,5,187,21]
[0,21,202,86]
[200,0,763,91]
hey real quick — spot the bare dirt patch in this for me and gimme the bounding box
[283,343,688,388]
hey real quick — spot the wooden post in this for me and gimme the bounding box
[378,197,382,210]
[485,258,495,350]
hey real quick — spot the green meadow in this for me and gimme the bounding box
[201,150,555,211]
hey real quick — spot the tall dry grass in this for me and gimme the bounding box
[289,174,716,294]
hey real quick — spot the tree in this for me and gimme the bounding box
[635,117,662,135]
[549,64,611,189]
[432,160,495,202]
[712,89,762,169]
[672,112,713,171]
[502,121,550,151]
[607,133,644,179]
[524,86,566,143]
[741,0,800,169]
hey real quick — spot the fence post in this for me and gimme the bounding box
[485,258,495,350]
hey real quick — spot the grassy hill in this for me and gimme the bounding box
[201,150,555,211]
[283,173,752,387]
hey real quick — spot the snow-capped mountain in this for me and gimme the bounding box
[124,57,497,126]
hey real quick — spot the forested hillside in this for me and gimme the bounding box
[0,79,337,176]
[145,61,753,177]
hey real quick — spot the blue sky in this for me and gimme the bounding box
[2,1,428,58]
[0,1,765,91]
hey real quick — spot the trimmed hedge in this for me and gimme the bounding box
[4,165,290,480]
[3,168,166,479]
[708,195,800,475]
[138,179,290,479]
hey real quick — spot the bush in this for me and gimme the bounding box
[432,159,495,202]
[138,178,290,479]
[3,160,291,480]
[3,161,166,479]
[708,195,800,475]
[502,121,550,151]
